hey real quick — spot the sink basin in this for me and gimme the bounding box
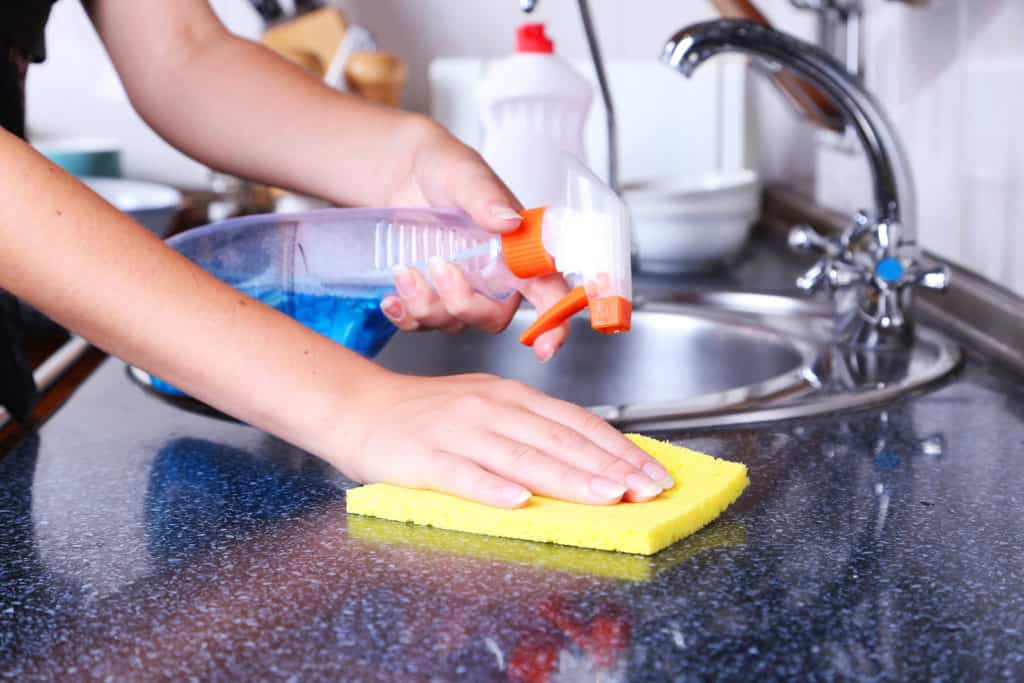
[128,292,960,430]
[375,304,816,417]
[374,292,961,430]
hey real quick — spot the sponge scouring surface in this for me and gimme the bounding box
[345,434,749,556]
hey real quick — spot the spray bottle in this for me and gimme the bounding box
[146,156,631,396]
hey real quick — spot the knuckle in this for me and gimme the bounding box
[596,456,631,480]
[400,297,428,319]
[444,296,472,318]
[480,312,513,334]
[467,469,498,494]
[410,449,450,489]
[556,464,582,493]
[396,317,421,332]
[505,442,538,467]
[576,411,610,437]
[424,310,456,330]
[544,425,583,456]
[498,378,532,397]
[453,392,490,416]
[492,316,515,334]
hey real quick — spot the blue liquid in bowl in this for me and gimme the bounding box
[149,288,397,397]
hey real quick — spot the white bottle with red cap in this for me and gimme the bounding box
[478,23,594,208]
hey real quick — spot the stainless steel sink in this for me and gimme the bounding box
[375,304,817,416]
[374,292,962,431]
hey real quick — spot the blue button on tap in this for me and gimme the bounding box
[876,257,904,283]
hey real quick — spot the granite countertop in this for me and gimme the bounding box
[1,239,1023,680]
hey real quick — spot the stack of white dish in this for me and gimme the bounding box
[623,169,761,274]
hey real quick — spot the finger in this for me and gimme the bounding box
[491,404,664,502]
[414,450,532,509]
[533,329,563,364]
[432,259,519,334]
[380,296,420,332]
[464,427,629,505]
[519,273,572,360]
[444,156,525,234]
[392,266,459,329]
[510,384,675,492]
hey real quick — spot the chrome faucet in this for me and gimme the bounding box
[662,19,948,349]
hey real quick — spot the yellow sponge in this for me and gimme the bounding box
[345,434,749,556]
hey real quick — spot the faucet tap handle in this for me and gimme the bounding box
[795,260,829,293]
[828,259,870,289]
[789,224,836,255]
[790,224,839,293]
[789,221,872,294]
[839,210,873,250]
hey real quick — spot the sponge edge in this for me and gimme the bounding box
[345,434,749,556]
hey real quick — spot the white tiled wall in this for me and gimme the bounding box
[817,0,1024,296]
[27,1,1024,294]
[333,0,818,187]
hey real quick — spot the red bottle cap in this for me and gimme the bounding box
[517,23,554,53]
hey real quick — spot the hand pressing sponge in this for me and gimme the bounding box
[345,434,749,556]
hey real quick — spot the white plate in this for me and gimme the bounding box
[82,177,183,237]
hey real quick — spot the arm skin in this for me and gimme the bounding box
[0,1,676,507]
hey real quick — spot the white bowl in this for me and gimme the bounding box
[623,169,761,273]
[82,177,183,237]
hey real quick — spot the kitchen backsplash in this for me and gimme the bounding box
[26,0,1023,295]
[815,0,1024,296]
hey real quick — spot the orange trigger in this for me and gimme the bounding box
[519,286,588,347]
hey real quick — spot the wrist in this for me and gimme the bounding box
[291,354,406,480]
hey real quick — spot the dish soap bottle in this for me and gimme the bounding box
[478,23,593,207]
[143,156,631,397]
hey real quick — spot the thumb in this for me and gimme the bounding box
[446,157,526,234]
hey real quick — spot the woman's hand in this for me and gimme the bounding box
[379,118,570,362]
[330,371,675,508]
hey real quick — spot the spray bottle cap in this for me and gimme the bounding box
[500,156,633,346]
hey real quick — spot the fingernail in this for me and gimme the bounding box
[643,462,674,490]
[502,484,532,506]
[380,297,404,321]
[491,206,523,223]
[590,477,627,501]
[626,472,663,499]
[536,339,555,363]
[392,267,418,298]
[429,257,451,291]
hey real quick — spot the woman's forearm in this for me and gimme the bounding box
[87,0,426,207]
[0,130,384,454]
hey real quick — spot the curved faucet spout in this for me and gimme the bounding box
[662,19,916,243]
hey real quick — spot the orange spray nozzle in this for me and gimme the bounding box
[500,151,634,349]
[518,286,632,347]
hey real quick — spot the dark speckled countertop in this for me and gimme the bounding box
[1,238,1023,681]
